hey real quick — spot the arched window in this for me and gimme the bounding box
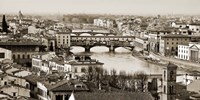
[12,55,15,59]
[22,55,25,59]
[164,71,166,81]
[170,71,174,81]
[27,55,30,59]
[18,54,20,59]
[164,85,166,93]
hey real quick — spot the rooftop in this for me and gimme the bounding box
[73,92,154,100]
[161,34,190,38]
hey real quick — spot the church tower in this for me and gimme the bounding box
[162,62,177,100]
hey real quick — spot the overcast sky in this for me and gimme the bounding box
[0,0,199,15]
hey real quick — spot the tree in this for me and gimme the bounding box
[133,71,148,92]
[118,70,127,90]
[110,69,117,88]
[2,15,9,33]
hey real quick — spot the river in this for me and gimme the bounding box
[71,46,170,74]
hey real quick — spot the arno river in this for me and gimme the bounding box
[71,46,168,74]
[71,46,188,82]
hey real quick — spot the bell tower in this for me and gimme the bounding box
[162,62,177,100]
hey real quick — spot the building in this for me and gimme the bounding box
[0,48,12,62]
[0,39,46,66]
[159,34,190,56]
[94,18,115,28]
[32,52,56,74]
[54,23,65,30]
[0,73,30,98]
[56,29,71,49]
[162,62,178,100]
[189,43,200,62]
[178,45,190,60]
[48,80,89,100]
[70,54,104,76]
[189,23,200,33]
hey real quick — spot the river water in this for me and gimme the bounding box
[71,46,168,74]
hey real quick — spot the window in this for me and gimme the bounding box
[12,55,15,59]
[81,68,86,73]
[169,85,174,94]
[27,55,30,59]
[22,55,25,59]
[164,85,166,93]
[167,42,169,44]
[75,68,77,73]
[172,42,174,45]
[170,71,174,81]
[18,54,20,59]
[13,92,16,97]
[164,71,166,80]
[0,53,5,58]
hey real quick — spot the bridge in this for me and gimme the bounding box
[71,36,135,52]
[71,29,116,36]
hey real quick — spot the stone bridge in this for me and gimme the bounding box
[71,29,116,36]
[71,36,135,52]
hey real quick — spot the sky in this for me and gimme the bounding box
[0,0,200,15]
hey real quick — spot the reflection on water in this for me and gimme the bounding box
[70,46,185,75]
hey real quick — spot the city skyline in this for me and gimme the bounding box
[0,0,200,15]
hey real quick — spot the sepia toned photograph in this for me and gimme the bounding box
[0,0,200,100]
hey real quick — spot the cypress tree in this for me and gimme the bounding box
[2,15,9,33]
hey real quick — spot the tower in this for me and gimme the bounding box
[2,15,9,33]
[162,62,177,100]
[18,10,23,24]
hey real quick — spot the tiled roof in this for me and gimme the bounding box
[24,74,47,85]
[74,92,154,100]
[50,80,89,92]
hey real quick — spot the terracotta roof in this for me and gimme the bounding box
[50,80,89,92]
[74,92,154,100]
[24,74,47,85]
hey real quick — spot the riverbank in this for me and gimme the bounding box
[150,53,200,73]
[132,49,200,74]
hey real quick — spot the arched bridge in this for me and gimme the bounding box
[71,36,135,52]
[71,29,116,36]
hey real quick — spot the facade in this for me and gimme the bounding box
[94,18,114,28]
[189,43,200,62]
[28,25,37,34]
[32,52,56,74]
[56,29,71,49]
[189,23,200,33]
[54,23,65,30]
[162,63,178,100]
[0,47,12,62]
[178,45,189,60]
[49,80,89,100]
[0,39,46,66]
[159,34,190,56]
[70,54,104,76]
[0,73,30,98]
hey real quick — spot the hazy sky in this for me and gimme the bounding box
[0,0,200,15]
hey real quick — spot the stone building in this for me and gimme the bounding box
[56,29,71,49]
[162,62,177,100]
[159,34,190,56]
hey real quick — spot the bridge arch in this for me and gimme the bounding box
[79,33,92,36]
